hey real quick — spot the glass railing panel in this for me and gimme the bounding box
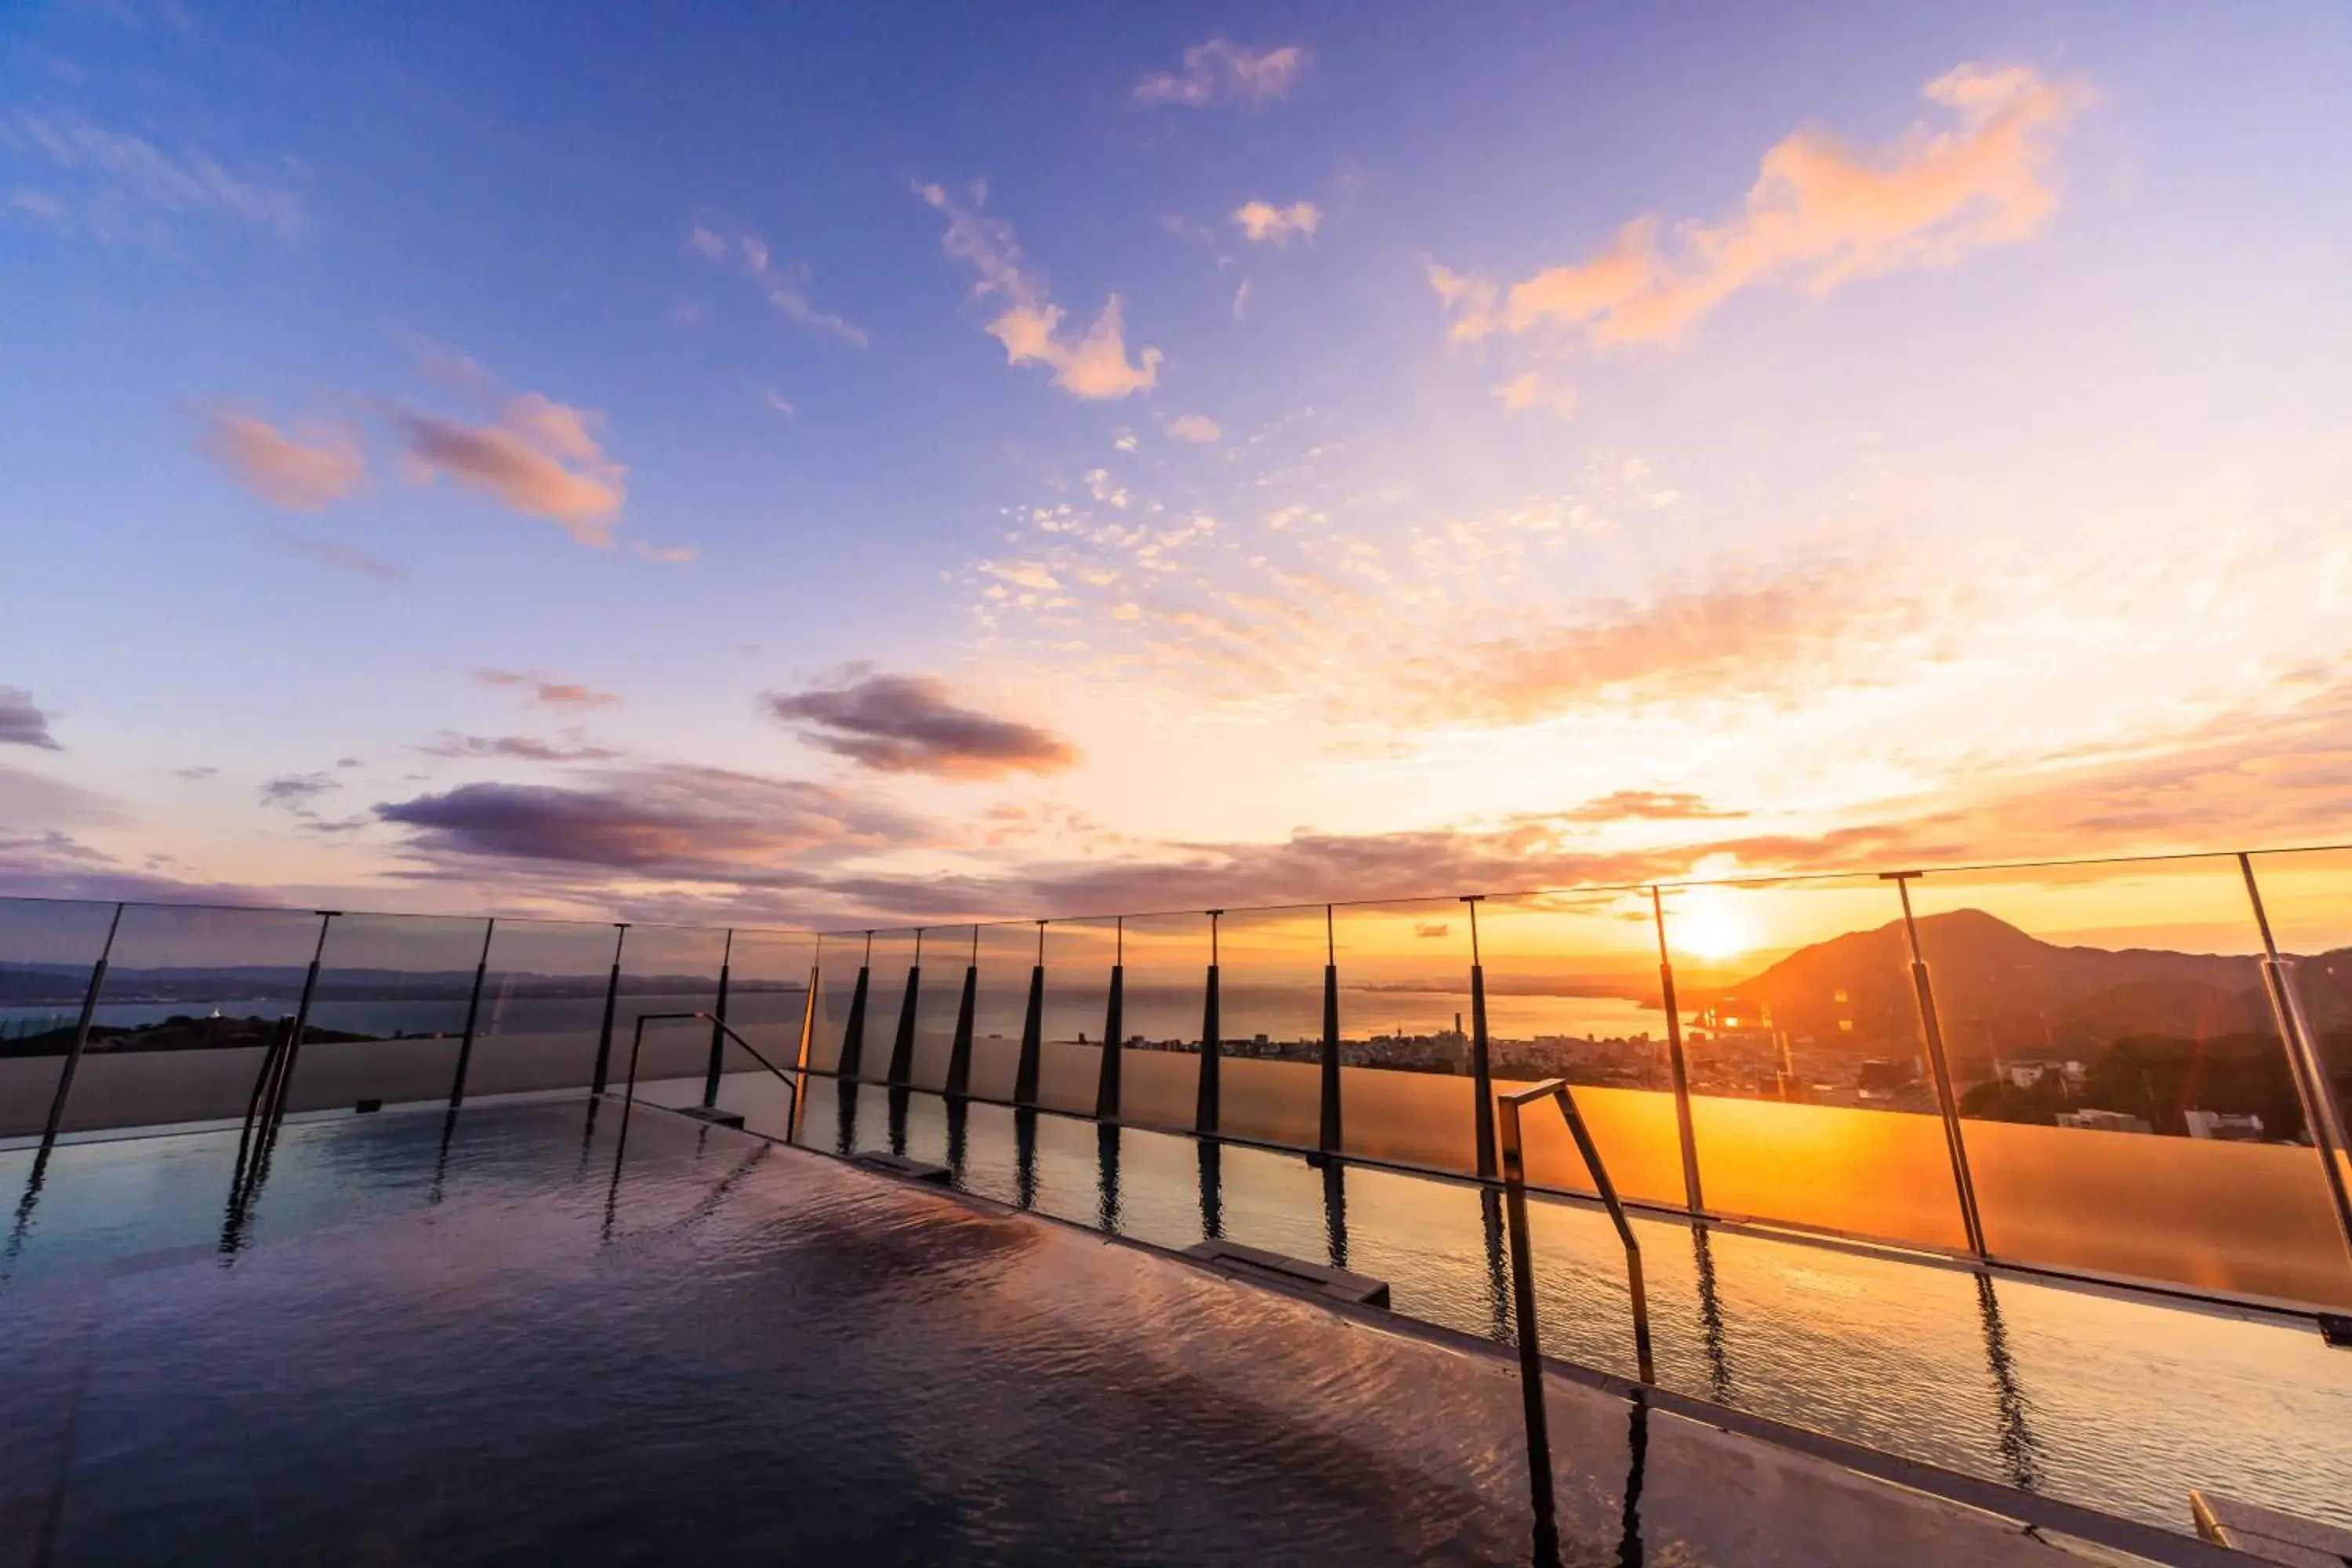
[0,897,123,1138]
[719,929,815,1062]
[1660,875,1970,1250]
[1331,898,1472,1171]
[608,924,726,1092]
[706,929,815,1138]
[1208,904,1327,1147]
[1909,855,2352,1304]
[1477,887,1688,1205]
[1036,917,1118,1115]
[1113,913,1210,1133]
[59,902,328,1134]
[855,929,920,1085]
[966,922,1044,1102]
[285,913,490,1114]
[470,920,624,1097]
[2245,846,2352,1228]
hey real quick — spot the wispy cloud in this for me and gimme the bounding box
[267,528,407,582]
[764,669,1080,779]
[1232,199,1320,245]
[916,180,1161,401]
[685,226,869,347]
[394,391,626,544]
[258,772,337,815]
[201,412,365,510]
[1134,40,1308,107]
[1493,370,1577,419]
[1166,414,1221,444]
[417,732,623,763]
[0,688,62,750]
[5,110,305,243]
[1432,64,2088,350]
[473,669,619,710]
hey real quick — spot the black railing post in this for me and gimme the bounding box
[590,923,627,1096]
[1319,904,1342,1154]
[946,927,978,1098]
[1196,911,1222,1135]
[887,929,923,1087]
[2241,853,2352,1264]
[1014,922,1046,1106]
[1886,873,1988,1258]
[38,900,123,1148]
[703,928,733,1108]
[1095,916,1124,1120]
[266,912,335,1141]
[837,932,873,1078]
[1465,896,1497,1179]
[1651,887,1704,1214]
[448,916,495,1110]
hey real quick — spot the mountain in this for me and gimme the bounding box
[1702,909,2303,1069]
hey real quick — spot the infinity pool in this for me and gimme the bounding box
[0,1091,2337,1565]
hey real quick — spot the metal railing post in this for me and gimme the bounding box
[38,901,122,1147]
[590,924,627,1096]
[1014,921,1046,1106]
[887,928,924,1087]
[1095,917,1124,1120]
[790,946,819,1144]
[2240,854,2352,1264]
[1497,1091,1562,1567]
[1196,911,1222,1134]
[1319,905,1343,1154]
[703,928,734,1108]
[266,912,335,1140]
[1886,873,1988,1259]
[837,932,873,1078]
[946,927,978,1098]
[448,917,494,1109]
[1465,896,1498,1179]
[1651,887,1704,1214]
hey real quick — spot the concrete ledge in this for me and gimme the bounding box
[851,1151,953,1185]
[1182,1240,1391,1308]
[672,1105,746,1130]
[2192,1490,2352,1566]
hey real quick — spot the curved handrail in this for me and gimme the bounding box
[612,1011,799,1165]
[1496,1077,1653,1566]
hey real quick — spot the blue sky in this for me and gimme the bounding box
[5,1,2351,926]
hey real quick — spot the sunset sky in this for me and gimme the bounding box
[5,2,2351,933]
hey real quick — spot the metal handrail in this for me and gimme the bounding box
[612,1011,799,1167]
[1496,1078,1653,1567]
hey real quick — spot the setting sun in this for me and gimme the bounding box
[1671,891,1759,964]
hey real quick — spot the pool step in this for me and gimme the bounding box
[1182,1240,1391,1309]
[851,1152,953,1185]
[2190,1489,2352,1566]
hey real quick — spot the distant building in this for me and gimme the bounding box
[2183,1109,2264,1142]
[2056,1109,2153,1134]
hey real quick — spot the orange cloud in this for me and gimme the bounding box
[918,181,1160,401]
[394,392,626,544]
[1435,63,2089,348]
[201,412,365,510]
[1232,199,1320,245]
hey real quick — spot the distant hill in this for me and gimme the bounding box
[1696,908,2343,1070]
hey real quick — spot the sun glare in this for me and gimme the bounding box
[1671,891,1757,964]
